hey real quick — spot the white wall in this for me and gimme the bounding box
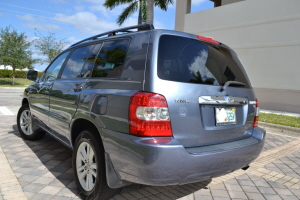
[221,0,245,6]
[181,0,300,113]
[175,0,191,32]
[184,0,300,91]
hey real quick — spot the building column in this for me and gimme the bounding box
[175,0,191,31]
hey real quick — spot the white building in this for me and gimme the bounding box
[175,0,300,113]
[0,65,13,70]
[0,65,35,71]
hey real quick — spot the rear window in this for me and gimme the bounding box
[157,35,251,88]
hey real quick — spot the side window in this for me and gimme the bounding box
[92,39,129,78]
[61,45,95,79]
[44,51,70,81]
[79,43,102,78]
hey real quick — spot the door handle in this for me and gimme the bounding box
[77,86,83,92]
[45,82,54,91]
[74,83,84,92]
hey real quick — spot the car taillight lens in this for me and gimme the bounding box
[129,92,173,137]
[197,36,220,45]
[253,99,259,127]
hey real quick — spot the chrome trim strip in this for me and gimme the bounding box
[199,96,248,105]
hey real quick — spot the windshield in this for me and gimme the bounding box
[157,35,251,88]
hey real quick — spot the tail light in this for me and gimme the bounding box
[253,99,259,127]
[197,36,220,45]
[129,92,173,137]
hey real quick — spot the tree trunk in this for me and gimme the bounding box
[146,0,154,24]
[138,0,143,25]
[12,67,15,86]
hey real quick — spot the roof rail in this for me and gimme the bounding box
[71,24,155,47]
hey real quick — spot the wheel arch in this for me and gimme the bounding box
[70,116,131,189]
[22,98,29,105]
[70,117,102,148]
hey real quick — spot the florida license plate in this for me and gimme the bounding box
[215,107,236,126]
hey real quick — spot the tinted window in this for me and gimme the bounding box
[79,43,102,78]
[157,35,251,87]
[92,39,129,78]
[61,45,95,79]
[44,51,70,81]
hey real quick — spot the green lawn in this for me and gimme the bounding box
[0,78,33,87]
[259,113,300,128]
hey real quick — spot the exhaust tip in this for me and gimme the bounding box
[241,165,250,171]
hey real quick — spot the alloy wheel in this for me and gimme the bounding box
[76,142,97,191]
[20,110,33,135]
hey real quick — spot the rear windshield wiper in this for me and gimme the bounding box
[220,81,246,92]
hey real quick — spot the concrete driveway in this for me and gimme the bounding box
[0,88,300,200]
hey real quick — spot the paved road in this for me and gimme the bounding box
[0,88,23,109]
[0,87,300,200]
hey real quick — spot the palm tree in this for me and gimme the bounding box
[146,0,153,24]
[147,0,173,24]
[104,0,147,26]
[104,0,173,26]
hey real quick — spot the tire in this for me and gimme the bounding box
[73,130,121,200]
[17,104,46,140]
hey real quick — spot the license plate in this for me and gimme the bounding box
[215,107,236,126]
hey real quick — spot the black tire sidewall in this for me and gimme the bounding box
[73,130,106,200]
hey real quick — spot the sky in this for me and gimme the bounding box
[0,0,214,71]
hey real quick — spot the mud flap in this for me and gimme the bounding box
[105,152,131,189]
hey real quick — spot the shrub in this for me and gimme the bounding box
[0,69,43,78]
[0,69,12,78]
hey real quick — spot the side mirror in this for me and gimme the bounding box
[26,70,38,81]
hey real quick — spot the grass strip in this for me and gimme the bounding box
[0,78,33,87]
[259,113,300,128]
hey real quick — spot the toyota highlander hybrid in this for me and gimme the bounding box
[17,24,265,200]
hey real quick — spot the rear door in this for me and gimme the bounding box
[151,34,256,147]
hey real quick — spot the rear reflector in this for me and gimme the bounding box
[129,92,173,137]
[197,36,220,45]
[140,138,172,145]
[253,99,259,127]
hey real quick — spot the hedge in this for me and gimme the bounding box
[0,69,43,78]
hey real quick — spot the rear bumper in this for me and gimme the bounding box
[102,127,266,186]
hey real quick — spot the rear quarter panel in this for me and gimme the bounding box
[72,31,152,142]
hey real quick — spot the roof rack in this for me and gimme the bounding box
[71,24,155,47]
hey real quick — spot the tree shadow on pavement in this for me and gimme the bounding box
[7,124,211,200]
[112,180,211,200]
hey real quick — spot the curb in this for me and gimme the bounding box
[260,110,300,118]
[259,121,300,133]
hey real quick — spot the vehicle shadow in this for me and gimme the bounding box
[8,124,211,200]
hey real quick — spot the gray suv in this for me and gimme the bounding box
[17,24,265,200]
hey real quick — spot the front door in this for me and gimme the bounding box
[48,44,101,143]
[30,51,70,127]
